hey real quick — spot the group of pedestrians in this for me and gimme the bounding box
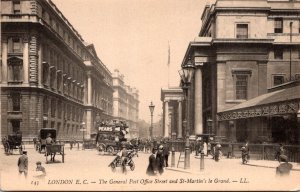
[146,142,170,176]
[18,151,46,179]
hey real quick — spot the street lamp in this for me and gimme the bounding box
[289,22,293,81]
[149,101,155,140]
[178,57,195,169]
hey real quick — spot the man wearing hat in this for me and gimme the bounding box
[34,161,46,179]
[156,145,164,175]
[120,145,128,174]
[276,155,293,176]
[18,151,28,178]
[146,147,158,176]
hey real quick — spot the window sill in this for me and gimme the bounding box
[8,81,23,84]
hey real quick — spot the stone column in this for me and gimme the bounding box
[177,100,183,138]
[164,100,169,137]
[85,109,92,139]
[87,73,92,105]
[1,38,8,83]
[23,38,29,84]
[194,63,203,135]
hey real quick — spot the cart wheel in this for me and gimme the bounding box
[130,162,135,171]
[107,146,114,155]
[98,144,105,155]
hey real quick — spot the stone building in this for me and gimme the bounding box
[178,0,300,144]
[161,87,184,138]
[112,69,139,138]
[1,0,113,141]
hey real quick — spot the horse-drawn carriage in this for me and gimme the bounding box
[37,128,65,163]
[96,120,133,155]
[2,133,25,155]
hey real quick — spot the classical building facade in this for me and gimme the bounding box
[1,0,113,141]
[161,87,184,139]
[112,69,139,138]
[179,0,300,144]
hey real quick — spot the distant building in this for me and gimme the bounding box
[112,69,139,138]
[1,0,113,141]
[177,0,300,144]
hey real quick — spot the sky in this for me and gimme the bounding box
[52,0,208,123]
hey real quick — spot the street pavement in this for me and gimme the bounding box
[1,145,300,191]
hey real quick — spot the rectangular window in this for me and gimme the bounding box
[51,99,56,117]
[12,38,21,53]
[295,74,300,80]
[273,75,284,86]
[274,47,283,59]
[236,75,248,100]
[274,18,283,33]
[8,57,23,82]
[11,120,20,133]
[236,24,248,39]
[12,93,21,111]
[13,1,21,14]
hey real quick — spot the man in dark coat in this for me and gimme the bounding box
[276,155,293,176]
[18,151,28,178]
[156,145,164,175]
[163,142,170,167]
[146,148,158,176]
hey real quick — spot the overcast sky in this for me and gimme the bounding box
[52,0,208,123]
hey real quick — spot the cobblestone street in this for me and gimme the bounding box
[1,145,300,191]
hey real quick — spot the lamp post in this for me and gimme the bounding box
[178,57,195,169]
[289,22,293,81]
[149,101,155,140]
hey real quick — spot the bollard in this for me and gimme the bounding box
[77,142,79,150]
[200,152,204,171]
[171,146,175,167]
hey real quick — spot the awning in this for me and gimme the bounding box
[218,84,300,121]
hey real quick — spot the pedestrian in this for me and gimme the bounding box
[156,145,164,175]
[70,140,73,150]
[227,141,233,158]
[163,141,170,167]
[18,151,28,178]
[207,141,211,157]
[195,140,200,156]
[46,133,54,145]
[120,145,128,174]
[146,147,158,176]
[33,161,46,180]
[214,142,222,162]
[276,155,293,177]
[203,141,207,156]
[275,143,282,161]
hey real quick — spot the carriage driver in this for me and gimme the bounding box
[46,133,54,145]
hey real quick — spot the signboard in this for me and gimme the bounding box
[79,128,86,131]
[98,126,121,132]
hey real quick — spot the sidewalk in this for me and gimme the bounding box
[165,152,300,174]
